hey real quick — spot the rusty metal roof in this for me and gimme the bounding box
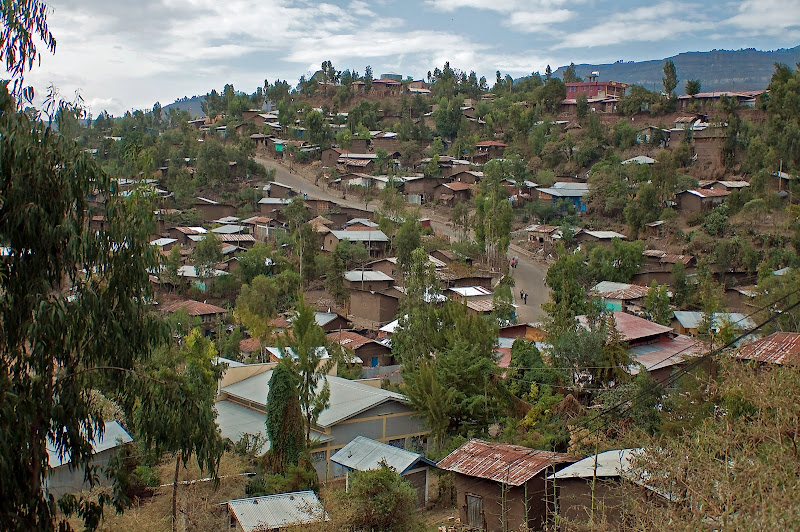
[577,311,672,342]
[734,332,800,365]
[437,439,574,486]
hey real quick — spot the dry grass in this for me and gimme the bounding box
[67,452,251,532]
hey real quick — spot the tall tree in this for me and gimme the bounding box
[644,281,672,325]
[0,82,170,530]
[685,79,701,97]
[563,62,581,83]
[662,59,678,97]
[134,329,225,532]
[265,362,305,473]
[280,299,333,443]
[192,231,223,288]
[473,159,513,269]
[394,216,422,276]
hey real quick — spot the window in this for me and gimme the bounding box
[388,438,405,449]
[466,494,483,528]
[311,451,326,463]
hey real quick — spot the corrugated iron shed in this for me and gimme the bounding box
[227,491,327,532]
[577,311,672,343]
[331,436,436,474]
[437,439,574,486]
[734,332,800,365]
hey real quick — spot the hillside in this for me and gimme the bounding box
[552,46,800,93]
[162,95,205,117]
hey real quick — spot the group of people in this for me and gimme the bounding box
[519,289,528,304]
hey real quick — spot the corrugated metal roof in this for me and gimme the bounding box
[437,439,574,486]
[160,299,227,316]
[227,491,327,532]
[344,270,395,282]
[577,311,672,342]
[330,230,389,243]
[580,230,627,240]
[735,332,800,365]
[449,286,492,298]
[592,281,650,300]
[222,371,407,428]
[548,449,642,480]
[466,299,495,313]
[628,335,707,374]
[331,436,435,474]
[48,421,132,469]
[672,311,755,331]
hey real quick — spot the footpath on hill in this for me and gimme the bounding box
[254,155,549,323]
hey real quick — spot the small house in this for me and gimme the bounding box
[331,436,436,506]
[536,182,589,212]
[547,448,642,526]
[675,188,729,213]
[733,332,800,366]
[437,439,575,532]
[327,330,393,368]
[323,230,389,257]
[344,270,395,292]
[159,299,227,336]
[225,491,327,531]
[433,181,471,204]
[348,288,401,327]
[574,230,627,247]
[45,421,133,499]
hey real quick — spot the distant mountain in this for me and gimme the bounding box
[163,95,206,118]
[552,46,800,93]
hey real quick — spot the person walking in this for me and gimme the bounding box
[523,293,528,305]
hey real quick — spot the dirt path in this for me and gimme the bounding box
[255,156,551,322]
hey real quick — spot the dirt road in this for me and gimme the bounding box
[255,155,550,322]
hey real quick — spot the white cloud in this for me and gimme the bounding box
[726,0,800,37]
[506,9,574,31]
[552,2,706,49]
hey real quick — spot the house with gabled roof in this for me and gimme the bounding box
[327,330,393,368]
[433,181,472,204]
[437,439,575,532]
[331,436,436,506]
[323,230,389,257]
[45,421,133,499]
[225,491,328,531]
[733,332,800,366]
[215,369,429,479]
[675,188,729,213]
[536,182,589,211]
[160,299,227,336]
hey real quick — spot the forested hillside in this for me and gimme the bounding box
[552,46,800,92]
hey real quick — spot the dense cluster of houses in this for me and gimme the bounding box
[52,77,800,531]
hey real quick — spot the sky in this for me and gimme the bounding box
[17,0,800,116]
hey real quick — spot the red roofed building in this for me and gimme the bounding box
[433,181,472,204]
[474,140,507,163]
[160,299,227,336]
[565,80,628,99]
[734,332,800,366]
[437,439,575,531]
[327,330,393,368]
[675,188,730,213]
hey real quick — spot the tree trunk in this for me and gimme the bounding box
[172,453,181,532]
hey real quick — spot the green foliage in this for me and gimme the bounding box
[280,299,332,443]
[235,275,280,344]
[395,216,422,276]
[506,340,564,400]
[644,282,672,325]
[0,83,171,530]
[396,302,502,447]
[473,159,513,269]
[586,238,645,283]
[265,362,305,473]
[491,276,516,325]
[333,463,420,532]
[576,93,589,119]
[192,232,223,284]
[685,78,701,96]
[619,85,662,116]
[662,59,678,96]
